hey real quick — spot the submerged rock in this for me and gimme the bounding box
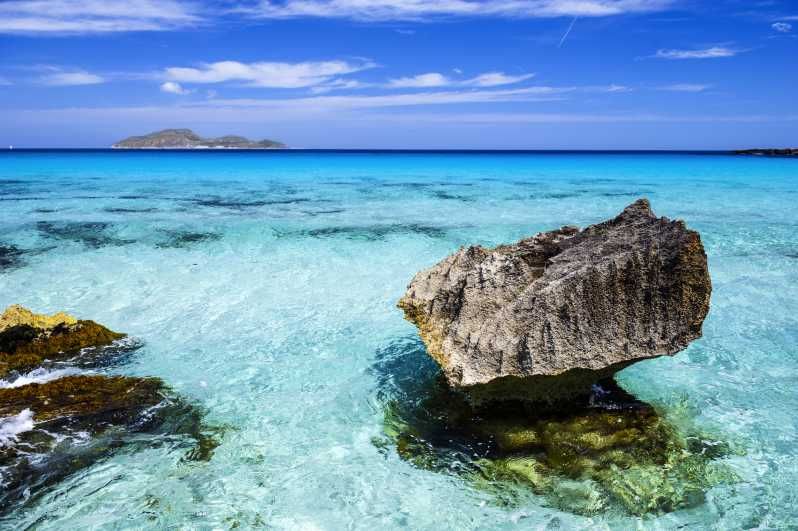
[0,244,26,271]
[0,305,125,378]
[398,199,711,402]
[376,369,738,517]
[0,306,221,512]
[0,376,220,509]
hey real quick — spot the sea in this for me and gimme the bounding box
[0,150,796,529]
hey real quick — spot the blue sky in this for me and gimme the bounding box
[0,0,796,149]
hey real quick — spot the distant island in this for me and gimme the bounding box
[112,129,286,149]
[734,148,797,157]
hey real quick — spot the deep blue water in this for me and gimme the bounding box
[1,150,797,529]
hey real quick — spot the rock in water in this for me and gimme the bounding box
[398,199,711,402]
[0,305,125,378]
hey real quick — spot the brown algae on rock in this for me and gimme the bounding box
[0,305,125,377]
[0,305,223,512]
[377,376,739,517]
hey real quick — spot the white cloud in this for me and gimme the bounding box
[388,72,450,88]
[0,0,199,34]
[160,81,191,95]
[387,71,534,88]
[310,79,368,93]
[39,70,105,86]
[188,86,570,111]
[164,60,375,88]
[772,22,792,33]
[466,72,535,87]
[369,111,798,124]
[658,83,711,92]
[0,77,12,86]
[654,46,740,59]
[245,0,673,21]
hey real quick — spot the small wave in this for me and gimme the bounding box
[0,409,35,446]
[0,367,87,389]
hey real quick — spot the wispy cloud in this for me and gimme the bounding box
[388,72,450,88]
[0,77,12,86]
[39,69,105,86]
[164,59,375,89]
[0,0,199,34]
[657,83,711,92]
[387,71,535,88]
[654,46,741,59]
[188,86,571,111]
[243,0,673,21]
[772,22,792,33]
[160,81,191,95]
[372,111,798,124]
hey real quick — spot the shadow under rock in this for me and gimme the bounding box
[369,336,740,517]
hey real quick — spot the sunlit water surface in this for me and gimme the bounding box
[1,150,796,529]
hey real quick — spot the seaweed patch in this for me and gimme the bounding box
[156,230,223,249]
[0,244,26,272]
[289,223,450,241]
[36,221,135,248]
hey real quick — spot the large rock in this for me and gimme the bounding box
[398,199,711,402]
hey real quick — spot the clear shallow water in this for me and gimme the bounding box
[0,150,796,529]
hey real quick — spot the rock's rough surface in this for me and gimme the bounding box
[0,304,77,331]
[398,199,711,401]
[0,305,125,378]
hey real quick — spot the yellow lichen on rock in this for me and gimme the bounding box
[0,304,77,332]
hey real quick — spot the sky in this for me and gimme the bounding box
[0,0,796,149]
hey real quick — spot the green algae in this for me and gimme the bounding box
[378,376,740,517]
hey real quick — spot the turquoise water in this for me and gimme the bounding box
[1,150,797,529]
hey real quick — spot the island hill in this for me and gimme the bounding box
[112,129,286,149]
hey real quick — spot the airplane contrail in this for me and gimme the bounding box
[558,17,578,48]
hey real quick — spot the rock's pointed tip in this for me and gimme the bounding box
[618,198,654,220]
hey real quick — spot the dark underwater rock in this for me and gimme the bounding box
[398,199,711,402]
[36,221,135,248]
[0,376,220,510]
[375,366,738,516]
[296,223,449,241]
[0,306,221,513]
[0,244,25,271]
[155,229,222,249]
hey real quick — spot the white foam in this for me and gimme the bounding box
[0,409,35,446]
[0,367,86,389]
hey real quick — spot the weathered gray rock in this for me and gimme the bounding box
[398,199,711,402]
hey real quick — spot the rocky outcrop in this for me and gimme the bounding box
[734,148,798,157]
[398,199,711,402]
[112,128,285,149]
[0,305,218,512]
[0,305,124,378]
